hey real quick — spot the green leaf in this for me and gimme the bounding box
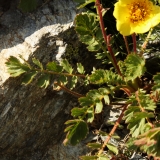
[18,0,37,12]
[75,0,95,9]
[71,107,87,117]
[66,120,89,145]
[103,95,110,105]
[80,155,98,160]
[79,97,94,106]
[98,155,110,160]
[89,69,124,85]
[87,89,102,101]
[65,119,80,125]
[95,101,103,113]
[134,127,160,157]
[58,75,68,85]
[32,58,43,70]
[60,59,73,74]
[69,76,78,90]
[75,13,102,52]
[137,90,157,111]
[5,56,30,77]
[22,71,37,85]
[77,63,85,74]
[152,73,160,99]
[119,53,146,81]
[87,106,94,123]
[37,74,50,88]
[87,143,102,149]
[46,61,63,72]
[106,143,118,155]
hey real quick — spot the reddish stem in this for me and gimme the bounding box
[95,0,123,77]
[123,36,130,54]
[107,35,123,77]
[98,104,128,155]
[132,33,137,53]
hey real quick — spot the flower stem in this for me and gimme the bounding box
[107,35,123,77]
[123,36,130,54]
[132,33,137,53]
[98,104,128,155]
[95,0,123,77]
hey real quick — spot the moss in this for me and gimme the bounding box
[62,44,81,65]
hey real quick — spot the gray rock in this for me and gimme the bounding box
[0,0,91,159]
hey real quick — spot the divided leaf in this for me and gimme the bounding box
[64,120,88,145]
[119,53,146,81]
[77,63,85,74]
[75,13,103,51]
[22,71,37,85]
[106,143,118,155]
[89,69,124,85]
[60,59,73,74]
[32,58,43,70]
[37,74,50,88]
[71,107,87,117]
[46,61,63,72]
[5,56,30,77]
[152,73,160,100]
[134,127,160,158]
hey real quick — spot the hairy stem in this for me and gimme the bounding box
[54,82,84,98]
[34,68,86,78]
[98,104,128,155]
[95,0,123,77]
[132,33,137,53]
[135,91,154,128]
[123,36,130,54]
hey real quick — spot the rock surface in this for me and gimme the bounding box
[0,0,90,159]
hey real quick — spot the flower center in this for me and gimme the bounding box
[129,1,151,23]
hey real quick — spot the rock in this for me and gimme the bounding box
[0,0,91,159]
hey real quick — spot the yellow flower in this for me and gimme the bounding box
[113,0,160,36]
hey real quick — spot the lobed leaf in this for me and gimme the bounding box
[87,106,94,123]
[69,76,78,90]
[32,58,43,70]
[37,74,50,88]
[71,107,87,117]
[106,143,118,155]
[46,61,63,72]
[65,120,89,145]
[5,56,30,77]
[22,71,37,85]
[119,53,146,81]
[60,59,73,74]
[80,155,98,160]
[75,13,103,51]
[87,142,102,149]
[77,63,85,74]
[89,69,124,85]
[134,127,160,158]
